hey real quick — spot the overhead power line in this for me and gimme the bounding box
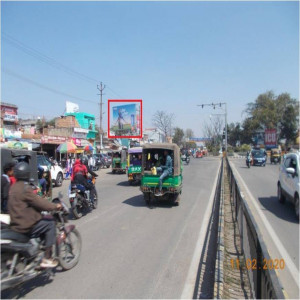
[3,32,126,102]
[3,68,98,105]
[2,32,99,84]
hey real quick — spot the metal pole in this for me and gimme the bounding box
[97,82,105,152]
[225,103,228,154]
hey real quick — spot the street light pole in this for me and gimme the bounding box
[197,102,228,154]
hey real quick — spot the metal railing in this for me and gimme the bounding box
[226,157,285,299]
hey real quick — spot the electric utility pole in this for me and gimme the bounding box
[197,102,228,154]
[97,82,105,151]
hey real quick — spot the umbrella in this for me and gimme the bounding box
[56,142,77,153]
[84,144,94,152]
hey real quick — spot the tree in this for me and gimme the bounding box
[244,91,299,144]
[173,127,184,146]
[186,141,197,149]
[45,118,56,127]
[152,111,175,141]
[202,116,224,152]
[279,105,298,145]
[36,119,43,134]
[185,128,194,140]
[227,122,245,147]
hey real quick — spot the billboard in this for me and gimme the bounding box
[265,129,277,147]
[2,106,18,122]
[108,100,142,138]
[66,101,79,113]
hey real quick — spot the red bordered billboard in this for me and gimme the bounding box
[108,100,142,139]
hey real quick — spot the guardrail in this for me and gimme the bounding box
[226,157,285,299]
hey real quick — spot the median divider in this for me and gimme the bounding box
[225,157,285,299]
[213,158,225,298]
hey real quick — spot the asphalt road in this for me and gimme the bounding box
[229,158,299,299]
[10,156,221,299]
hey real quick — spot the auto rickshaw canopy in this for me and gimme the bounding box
[142,143,181,176]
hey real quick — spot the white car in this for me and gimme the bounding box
[277,152,300,219]
[37,154,64,187]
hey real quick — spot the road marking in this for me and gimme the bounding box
[180,160,221,299]
[230,161,299,288]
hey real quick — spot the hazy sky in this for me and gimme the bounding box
[1,1,299,137]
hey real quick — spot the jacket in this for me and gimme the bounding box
[8,181,57,233]
[71,159,88,181]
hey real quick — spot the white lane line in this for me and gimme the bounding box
[181,160,222,299]
[230,161,299,288]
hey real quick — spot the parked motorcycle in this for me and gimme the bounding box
[69,176,98,219]
[0,194,81,292]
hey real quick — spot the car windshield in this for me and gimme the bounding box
[252,151,264,158]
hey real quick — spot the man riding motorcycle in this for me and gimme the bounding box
[7,162,62,268]
[71,156,98,203]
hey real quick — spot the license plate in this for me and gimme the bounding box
[69,193,76,198]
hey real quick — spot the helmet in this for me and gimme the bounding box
[80,155,88,166]
[14,162,31,181]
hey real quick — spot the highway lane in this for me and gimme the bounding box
[8,156,221,299]
[229,158,299,299]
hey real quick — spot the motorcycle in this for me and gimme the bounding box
[0,193,81,292]
[186,156,190,165]
[69,176,98,219]
[246,156,252,168]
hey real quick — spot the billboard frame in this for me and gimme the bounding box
[108,99,143,139]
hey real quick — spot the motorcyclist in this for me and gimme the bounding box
[246,151,252,164]
[71,155,98,203]
[8,162,62,268]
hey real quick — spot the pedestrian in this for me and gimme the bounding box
[1,161,16,213]
[65,155,73,179]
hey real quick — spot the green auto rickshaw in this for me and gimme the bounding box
[127,147,142,185]
[140,143,183,206]
[112,149,128,174]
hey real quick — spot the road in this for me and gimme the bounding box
[9,157,221,299]
[229,158,299,299]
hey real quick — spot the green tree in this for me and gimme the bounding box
[45,118,56,127]
[173,127,184,146]
[36,119,43,134]
[227,122,242,147]
[243,91,299,144]
[186,141,197,149]
[279,105,298,145]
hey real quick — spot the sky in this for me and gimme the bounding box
[1,0,299,137]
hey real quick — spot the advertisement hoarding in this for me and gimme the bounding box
[108,100,142,138]
[66,101,79,113]
[265,129,277,147]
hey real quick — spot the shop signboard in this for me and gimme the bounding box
[41,135,67,144]
[71,138,82,146]
[2,106,18,122]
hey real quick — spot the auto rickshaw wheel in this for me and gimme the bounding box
[144,193,150,205]
[171,193,180,206]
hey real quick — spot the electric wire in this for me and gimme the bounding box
[2,68,98,105]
